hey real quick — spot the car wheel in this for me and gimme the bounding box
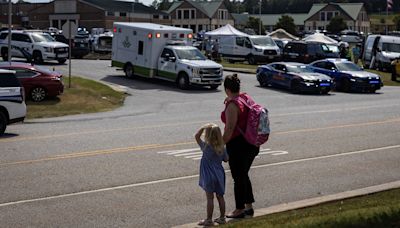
[124,63,134,78]
[1,48,8,61]
[291,80,301,94]
[30,87,46,102]
[33,51,43,64]
[370,88,377,93]
[248,55,257,65]
[258,73,268,87]
[0,111,6,136]
[58,58,67,64]
[320,88,329,95]
[341,78,351,92]
[177,73,189,90]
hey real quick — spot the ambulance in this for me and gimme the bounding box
[111,23,223,89]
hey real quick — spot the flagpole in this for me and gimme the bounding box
[386,2,388,35]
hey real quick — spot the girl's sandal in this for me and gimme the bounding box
[214,217,226,224]
[198,219,214,226]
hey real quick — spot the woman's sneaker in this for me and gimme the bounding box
[244,208,254,217]
[214,217,226,224]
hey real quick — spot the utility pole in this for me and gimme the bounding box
[259,0,262,35]
[7,0,12,65]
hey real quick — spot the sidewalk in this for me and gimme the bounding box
[173,180,400,228]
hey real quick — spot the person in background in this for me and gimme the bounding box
[391,58,400,81]
[195,123,229,226]
[205,37,212,59]
[352,44,361,64]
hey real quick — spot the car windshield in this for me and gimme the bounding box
[335,62,362,71]
[31,33,55,42]
[250,37,275,46]
[174,48,206,60]
[286,65,314,73]
[327,44,340,53]
[382,42,400,53]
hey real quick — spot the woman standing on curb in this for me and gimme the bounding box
[221,74,260,218]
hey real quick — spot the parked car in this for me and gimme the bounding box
[340,30,362,44]
[0,30,69,64]
[91,32,112,53]
[256,62,333,94]
[52,34,90,59]
[0,69,26,135]
[282,41,339,63]
[0,62,64,101]
[309,58,383,93]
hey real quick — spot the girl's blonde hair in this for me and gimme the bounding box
[204,123,224,155]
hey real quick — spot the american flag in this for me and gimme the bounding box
[387,0,393,10]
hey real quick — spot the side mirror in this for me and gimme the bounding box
[246,44,252,49]
[169,56,176,62]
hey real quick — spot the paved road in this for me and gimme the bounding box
[1,60,399,227]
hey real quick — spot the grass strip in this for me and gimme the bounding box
[223,188,400,228]
[26,76,126,119]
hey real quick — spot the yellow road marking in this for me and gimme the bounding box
[274,118,400,135]
[1,118,399,168]
[2,104,398,143]
[0,142,194,168]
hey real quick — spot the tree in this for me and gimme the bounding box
[151,0,172,11]
[246,17,265,35]
[393,15,400,31]
[275,15,296,35]
[326,16,348,34]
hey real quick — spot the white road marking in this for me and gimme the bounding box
[157,148,199,154]
[174,152,202,157]
[0,144,398,208]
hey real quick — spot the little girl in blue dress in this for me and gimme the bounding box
[195,123,229,226]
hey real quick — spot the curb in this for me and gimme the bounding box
[223,67,256,74]
[173,180,400,228]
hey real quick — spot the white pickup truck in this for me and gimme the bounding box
[111,22,223,90]
[0,30,69,64]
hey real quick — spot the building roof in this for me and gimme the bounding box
[82,0,164,15]
[165,0,223,18]
[306,3,364,21]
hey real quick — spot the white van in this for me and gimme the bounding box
[362,35,400,70]
[111,23,223,90]
[218,35,281,64]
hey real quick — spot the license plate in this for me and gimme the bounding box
[320,83,330,86]
[369,80,380,84]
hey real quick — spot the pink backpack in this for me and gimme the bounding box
[236,96,270,147]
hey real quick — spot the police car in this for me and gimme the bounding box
[309,59,383,93]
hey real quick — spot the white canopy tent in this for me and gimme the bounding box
[302,33,338,44]
[204,24,248,37]
[268,29,299,41]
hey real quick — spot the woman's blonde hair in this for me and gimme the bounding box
[204,123,224,155]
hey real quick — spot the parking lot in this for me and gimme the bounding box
[1,59,400,227]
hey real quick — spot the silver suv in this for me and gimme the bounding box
[0,69,26,135]
[0,30,69,64]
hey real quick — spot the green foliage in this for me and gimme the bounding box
[275,15,297,36]
[326,16,347,34]
[151,0,172,11]
[393,15,400,30]
[246,17,265,35]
